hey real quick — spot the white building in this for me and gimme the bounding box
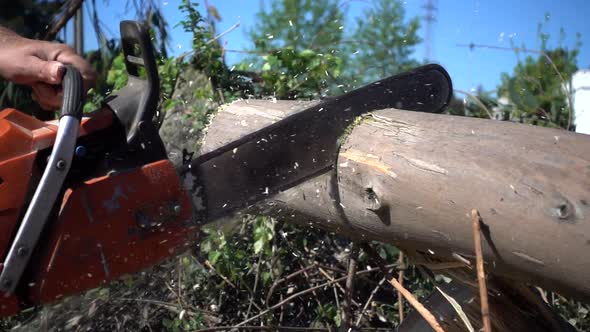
[573,69,590,135]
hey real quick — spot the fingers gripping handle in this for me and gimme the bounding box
[0,66,83,294]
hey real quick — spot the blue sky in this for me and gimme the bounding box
[81,0,589,94]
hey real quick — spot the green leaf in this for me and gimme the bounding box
[208,250,221,265]
[334,310,342,327]
[300,49,316,58]
[200,239,212,253]
[253,239,265,254]
[261,271,272,284]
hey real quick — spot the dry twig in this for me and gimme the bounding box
[245,252,263,319]
[206,21,240,45]
[397,252,405,322]
[387,277,445,332]
[342,243,359,329]
[471,209,492,332]
[317,267,361,307]
[355,276,388,327]
[177,21,241,62]
[360,243,445,332]
[205,260,237,289]
[195,326,393,332]
[266,263,317,304]
[234,265,395,327]
[204,260,263,313]
[453,89,494,119]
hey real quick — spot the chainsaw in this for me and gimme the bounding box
[0,21,452,316]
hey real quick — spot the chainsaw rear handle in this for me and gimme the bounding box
[0,66,83,294]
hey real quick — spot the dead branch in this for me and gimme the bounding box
[234,265,397,327]
[342,243,359,329]
[316,266,362,307]
[397,251,406,322]
[355,276,388,327]
[44,0,84,41]
[472,209,491,332]
[245,252,263,319]
[360,243,445,332]
[266,262,318,304]
[195,326,394,332]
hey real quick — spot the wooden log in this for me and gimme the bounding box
[199,99,590,302]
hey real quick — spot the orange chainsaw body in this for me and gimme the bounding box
[0,108,196,316]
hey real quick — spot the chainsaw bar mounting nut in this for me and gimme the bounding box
[56,159,66,170]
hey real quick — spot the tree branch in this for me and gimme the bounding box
[44,0,84,41]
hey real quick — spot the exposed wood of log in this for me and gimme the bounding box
[199,99,590,303]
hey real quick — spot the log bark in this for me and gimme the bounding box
[199,99,590,303]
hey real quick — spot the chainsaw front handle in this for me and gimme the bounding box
[0,66,84,294]
[59,65,85,119]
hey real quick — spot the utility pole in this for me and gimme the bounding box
[74,7,84,55]
[423,0,436,61]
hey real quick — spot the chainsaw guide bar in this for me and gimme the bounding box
[187,64,452,220]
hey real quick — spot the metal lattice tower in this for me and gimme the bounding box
[423,0,437,61]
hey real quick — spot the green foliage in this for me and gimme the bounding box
[200,216,276,284]
[551,294,590,331]
[242,0,423,97]
[83,52,181,114]
[253,216,275,254]
[162,312,204,332]
[254,47,342,99]
[314,303,341,327]
[497,17,581,129]
[249,0,344,54]
[195,216,437,329]
[177,0,231,95]
[347,0,422,85]
[239,0,347,98]
[201,225,249,283]
[158,56,181,110]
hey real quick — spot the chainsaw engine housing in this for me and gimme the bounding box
[0,21,197,316]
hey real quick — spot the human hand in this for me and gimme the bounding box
[0,31,96,110]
